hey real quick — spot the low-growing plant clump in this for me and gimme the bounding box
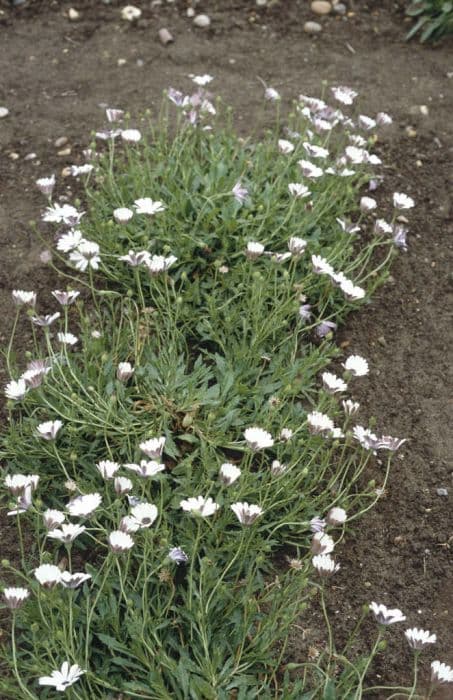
[406,0,453,41]
[1,77,451,698]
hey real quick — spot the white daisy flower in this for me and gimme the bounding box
[279,428,293,441]
[331,86,358,105]
[5,473,39,495]
[47,523,86,543]
[311,532,335,555]
[43,509,65,529]
[3,587,30,609]
[312,554,340,576]
[5,379,28,401]
[180,496,220,517]
[70,164,94,177]
[38,662,86,692]
[322,372,347,394]
[119,515,141,533]
[340,278,366,301]
[36,174,56,196]
[307,411,334,435]
[278,139,294,155]
[69,241,101,272]
[270,460,287,476]
[51,290,80,306]
[57,332,78,346]
[106,108,124,123]
[118,250,150,266]
[431,660,453,684]
[60,572,92,589]
[96,460,120,479]
[303,143,329,159]
[288,237,307,255]
[190,74,214,86]
[67,493,102,518]
[358,115,376,130]
[37,420,63,440]
[114,476,133,495]
[342,399,360,415]
[134,198,166,215]
[32,312,60,327]
[246,241,265,260]
[109,530,135,552]
[345,146,369,164]
[117,362,134,381]
[130,502,158,528]
[326,507,347,526]
[370,602,406,625]
[298,159,323,178]
[311,255,334,276]
[219,463,241,486]
[113,207,134,224]
[56,229,84,253]
[34,564,62,588]
[288,183,311,199]
[244,427,274,450]
[12,290,37,306]
[121,129,142,143]
[405,628,436,649]
[145,255,177,276]
[376,112,393,127]
[393,192,415,210]
[124,460,165,478]
[231,502,263,525]
[360,196,377,212]
[374,219,393,235]
[343,355,369,376]
[139,437,166,459]
[43,204,82,225]
[264,87,280,102]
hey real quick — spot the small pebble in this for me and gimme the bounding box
[333,2,346,14]
[117,58,127,66]
[311,1,332,14]
[436,488,448,497]
[24,152,37,161]
[54,136,68,148]
[121,5,141,21]
[158,27,174,45]
[377,335,386,347]
[0,107,9,118]
[68,7,80,20]
[193,13,211,28]
[186,7,195,16]
[9,152,20,160]
[57,147,72,156]
[304,20,322,34]
[256,0,267,5]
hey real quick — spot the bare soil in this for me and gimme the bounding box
[1,1,452,697]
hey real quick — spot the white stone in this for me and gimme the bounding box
[311,1,332,15]
[68,7,80,20]
[304,21,322,34]
[193,13,211,28]
[0,107,9,119]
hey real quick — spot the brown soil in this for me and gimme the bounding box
[1,1,452,697]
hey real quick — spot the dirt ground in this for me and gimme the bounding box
[1,1,452,697]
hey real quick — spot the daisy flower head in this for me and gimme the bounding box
[331,86,358,105]
[232,181,249,204]
[353,425,380,451]
[303,143,329,159]
[121,129,142,143]
[51,290,80,306]
[345,145,369,165]
[392,224,408,251]
[310,516,326,533]
[57,333,78,346]
[106,107,124,123]
[60,572,92,589]
[360,196,377,213]
[109,530,134,552]
[231,502,263,526]
[358,115,376,131]
[288,183,311,199]
[70,164,94,177]
[32,312,60,328]
[67,493,102,518]
[113,207,134,224]
[7,485,33,516]
[190,73,214,86]
[5,378,28,401]
[37,420,63,440]
[219,463,241,486]
[405,628,436,650]
[431,660,453,685]
[114,476,133,495]
[119,515,141,533]
[278,139,295,155]
[12,290,37,307]
[264,86,281,102]
[307,411,334,435]
[130,502,158,528]
[96,460,120,479]
[43,509,65,529]
[288,237,307,256]
[343,355,369,377]
[38,662,86,692]
[145,254,177,276]
[340,278,366,301]
[125,460,165,478]
[118,250,150,266]
[312,554,340,577]
[180,496,220,517]
[47,523,86,543]
[134,198,166,215]
[270,460,287,476]
[5,473,39,496]
[322,372,347,395]
[36,174,56,197]
[311,532,335,555]
[43,203,83,225]
[342,399,360,415]
[69,240,101,272]
[34,564,62,588]
[326,507,347,526]
[298,159,323,178]
[376,112,393,127]
[117,362,134,381]
[244,427,274,450]
[374,219,393,236]
[169,547,189,565]
[311,255,334,276]
[393,192,415,210]
[56,229,84,253]
[139,436,165,459]
[370,602,406,625]
[3,587,30,610]
[376,435,407,451]
[299,304,312,322]
[246,241,265,260]
[279,428,293,442]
